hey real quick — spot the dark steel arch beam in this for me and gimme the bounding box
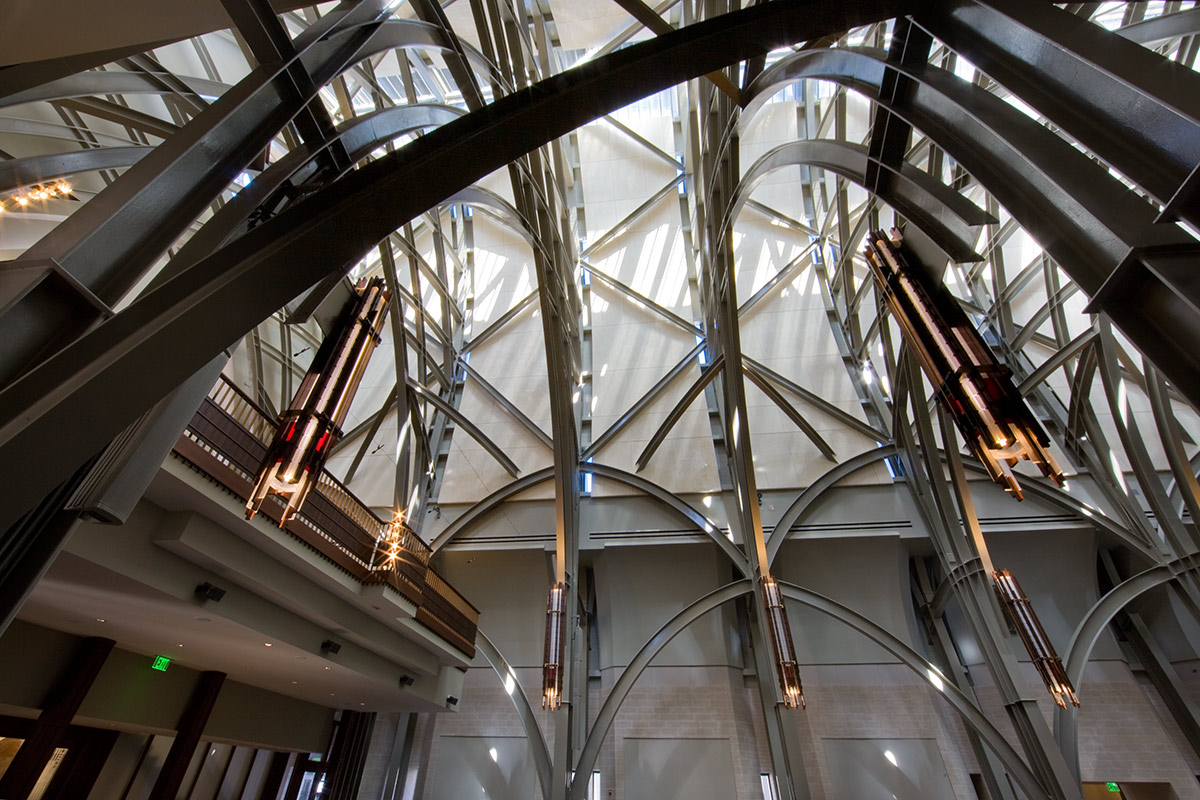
[741,362,838,464]
[914,0,1200,221]
[730,139,993,263]
[742,46,1200,415]
[162,103,465,284]
[0,14,454,386]
[18,12,438,302]
[0,0,907,540]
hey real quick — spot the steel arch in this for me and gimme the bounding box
[567,578,1049,800]
[0,0,908,534]
[476,629,553,800]
[730,139,993,263]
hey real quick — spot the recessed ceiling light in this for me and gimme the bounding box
[324,666,331,671]
[95,618,105,623]
[177,643,184,648]
[291,680,299,685]
[359,702,366,706]
[264,643,273,647]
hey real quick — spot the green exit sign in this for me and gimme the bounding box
[151,655,171,672]
[1107,783,1121,793]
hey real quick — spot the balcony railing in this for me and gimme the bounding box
[171,375,478,658]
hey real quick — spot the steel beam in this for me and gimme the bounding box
[897,355,1082,800]
[742,362,837,463]
[583,342,705,459]
[568,581,753,800]
[458,361,554,450]
[0,10,446,385]
[409,380,520,478]
[779,580,1048,800]
[1119,7,1200,44]
[0,0,907,566]
[220,0,349,170]
[742,356,886,440]
[743,45,1200,413]
[589,463,749,576]
[914,0,1200,222]
[1052,556,1200,776]
[583,262,700,334]
[635,355,723,470]
[863,17,932,195]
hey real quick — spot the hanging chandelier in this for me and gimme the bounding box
[247,277,390,525]
[863,229,1064,499]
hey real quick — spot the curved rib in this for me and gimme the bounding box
[568,578,1049,800]
[430,468,555,553]
[408,381,520,478]
[766,445,898,565]
[589,462,750,577]
[568,581,753,800]
[476,629,553,799]
[0,146,152,193]
[0,0,908,536]
[730,139,992,262]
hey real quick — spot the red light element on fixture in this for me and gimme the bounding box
[761,577,805,709]
[542,582,567,710]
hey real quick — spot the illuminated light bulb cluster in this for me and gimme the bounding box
[1,181,72,212]
[374,510,429,578]
[993,569,1079,708]
[863,229,1065,499]
[542,581,567,710]
[381,511,408,568]
[761,576,805,709]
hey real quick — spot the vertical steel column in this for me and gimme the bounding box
[912,560,1019,800]
[689,11,810,793]
[898,354,1080,799]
